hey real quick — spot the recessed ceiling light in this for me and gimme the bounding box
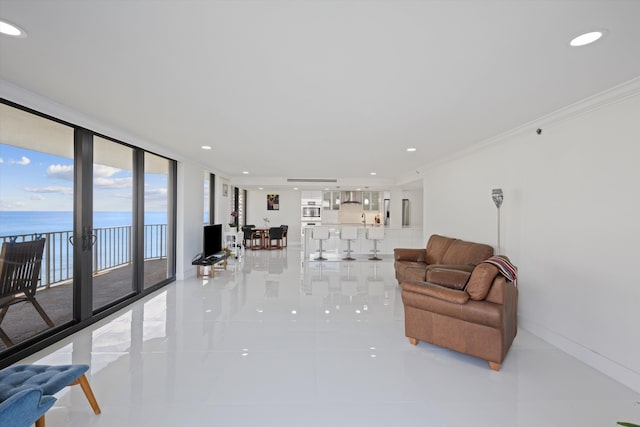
[406,147,417,152]
[258,187,264,190]
[242,171,249,174]
[201,145,212,150]
[293,187,298,190]
[0,20,27,38]
[570,30,605,47]
[370,172,377,176]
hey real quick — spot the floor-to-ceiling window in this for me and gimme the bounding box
[0,99,176,365]
[143,153,174,289]
[92,137,135,311]
[0,103,75,351]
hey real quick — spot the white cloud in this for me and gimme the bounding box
[30,195,45,201]
[0,200,25,209]
[94,164,121,178]
[24,186,73,196]
[111,192,133,200]
[0,157,4,164]
[145,188,168,200]
[46,164,74,180]
[94,177,132,189]
[11,156,31,165]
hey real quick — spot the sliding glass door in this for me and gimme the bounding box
[92,137,136,311]
[143,153,174,289]
[0,99,176,363]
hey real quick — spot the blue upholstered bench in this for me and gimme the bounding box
[0,388,56,427]
[0,364,100,427]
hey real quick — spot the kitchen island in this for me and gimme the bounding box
[302,225,424,261]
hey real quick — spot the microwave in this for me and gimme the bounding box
[302,206,321,219]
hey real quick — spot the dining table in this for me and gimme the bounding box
[250,227,270,250]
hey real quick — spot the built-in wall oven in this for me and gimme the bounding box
[302,205,321,220]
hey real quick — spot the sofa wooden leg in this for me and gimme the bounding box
[35,416,45,427]
[489,361,501,371]
[408,337,418,346]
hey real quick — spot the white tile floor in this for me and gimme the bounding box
[19,247,639,427]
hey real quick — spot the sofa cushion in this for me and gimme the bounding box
[441,240,494,266]
[426,268,471,291]
[465,263,499,300]
[425,235,456,265]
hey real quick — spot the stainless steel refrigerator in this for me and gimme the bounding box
[402,199,410,226]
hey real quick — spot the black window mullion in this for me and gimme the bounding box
[73,128,93,322]
[133,149,145,294]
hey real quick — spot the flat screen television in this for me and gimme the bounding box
[203,224,222,258]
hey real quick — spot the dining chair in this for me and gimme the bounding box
[266,227,285,249]
[241,225,260,249]
[280,225,289,247]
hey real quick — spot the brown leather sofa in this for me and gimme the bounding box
[396,235,518,370]
[394,234,494,285]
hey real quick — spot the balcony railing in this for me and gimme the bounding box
[0,224,167,289]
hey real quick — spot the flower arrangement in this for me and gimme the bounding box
[228,210,238,229]
[263,217,270,227]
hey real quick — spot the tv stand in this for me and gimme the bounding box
[192,252,229,278]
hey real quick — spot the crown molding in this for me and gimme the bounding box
[416,75,640,173]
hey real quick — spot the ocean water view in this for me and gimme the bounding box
[1,211,169,287]
[0,211,168,237]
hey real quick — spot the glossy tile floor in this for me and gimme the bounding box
[19,247,639,427]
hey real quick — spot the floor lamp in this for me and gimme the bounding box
[491,188,503,254]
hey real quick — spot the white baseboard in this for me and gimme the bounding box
[520,316,640,394]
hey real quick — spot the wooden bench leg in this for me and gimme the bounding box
[35,415,45,427]
[489,361,501,371]
[408,337,418,346]
[69,374,101,414]
[197,265,215,278]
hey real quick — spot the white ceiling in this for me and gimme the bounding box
[1,0,640,190]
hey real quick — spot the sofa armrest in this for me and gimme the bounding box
[394,248,427,262]
[401,281,470,304]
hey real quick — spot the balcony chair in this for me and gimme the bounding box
[0,238,54,347]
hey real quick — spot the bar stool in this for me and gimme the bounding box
[366,226,384,261]
[340,226,358,261]
[311,227,330,261]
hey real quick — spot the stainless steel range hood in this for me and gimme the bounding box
[341,191,362,204]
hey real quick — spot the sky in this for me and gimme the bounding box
[0,144,168,212]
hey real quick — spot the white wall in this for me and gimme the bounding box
[176,163,205,280]
[246,189,302,245]
[215,178,232,228]
[420,89,640,392]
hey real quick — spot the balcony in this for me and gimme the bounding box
[0,224,169,352]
